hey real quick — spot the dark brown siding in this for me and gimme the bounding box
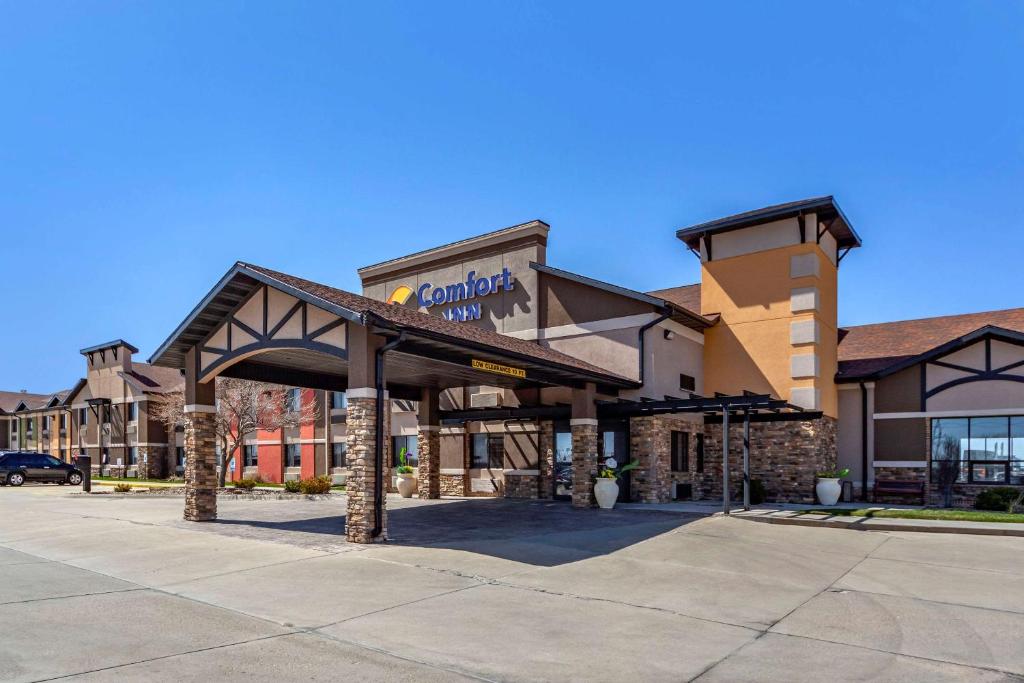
[542,275,652,328]
[875,365,921,413]
[440,432,465,469]
[874,418,927,461]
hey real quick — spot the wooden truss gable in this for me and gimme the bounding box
[197,284,348,382]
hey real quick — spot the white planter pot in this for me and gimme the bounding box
[816,478,842,506]
[396,473,417,498]
[594,478,619,509]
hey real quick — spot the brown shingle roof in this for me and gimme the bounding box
[647,284,701,317]
[837,307,1024,380]
[0,390,54,413]
[123,363,184,393]
[241,263,634,385]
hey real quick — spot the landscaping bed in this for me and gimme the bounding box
[78,487,339,501]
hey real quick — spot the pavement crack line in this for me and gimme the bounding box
[766,630,1024,679]
[687,535,896,682]
[0,587,145,607]
[0,542,490,682]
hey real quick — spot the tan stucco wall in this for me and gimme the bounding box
[701,238,839,417]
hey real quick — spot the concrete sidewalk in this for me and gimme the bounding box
[2,487,1024,681]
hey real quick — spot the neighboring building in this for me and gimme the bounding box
[64,340,183,478]
[1,390,72,458]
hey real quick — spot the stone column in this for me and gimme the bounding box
[570,383,598,509]
[183,407,218,521]
[183,346,217,522]
[537,419,555,500]
[345,389,389,543]
[417,388,441,499]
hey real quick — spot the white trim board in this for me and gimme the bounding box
[875,408,1024,419]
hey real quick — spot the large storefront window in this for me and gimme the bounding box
[932,417,1024,485]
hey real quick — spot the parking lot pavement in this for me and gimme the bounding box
[2,486,1024,682]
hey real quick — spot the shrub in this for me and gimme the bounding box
[974,487,1022,512]
[283,479,302,493]
[234,478,257,491]
[113,483,132,493]
[299,475,332,494]
[748,478,767,505]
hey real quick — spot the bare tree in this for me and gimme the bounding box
[932,434,961,508]
[151,379,320,486]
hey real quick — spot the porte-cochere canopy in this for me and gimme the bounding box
[149,261,637,395]
[148,261,636,544]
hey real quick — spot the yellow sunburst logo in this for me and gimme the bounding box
[386,285,415,305]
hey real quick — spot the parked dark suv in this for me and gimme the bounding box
[0,452,83,487]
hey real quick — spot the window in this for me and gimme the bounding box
[332,442,347,468]
[471,433,503,469]
[176,447,185,468]
[59,448,66,462]
[679,374,696,393]
[101,447,109,464]
[44,455,62,467]
[127,402,138,422]
[60,413,67,429]
[243,445,258,468]
[932,416,1024,485]
[127,447,138,465]
[391,435,418,468]
[287,388,302,412]
[695,433,704,473]
[41,416,50,431]
[79,408,88,425]
[286,443,301,468]
[331,391,347,410]
[671,431,689,472]
[26,420,33,437]
[10,420,17,434]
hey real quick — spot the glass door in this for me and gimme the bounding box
[600,419,631,503]
[553,422,573,500]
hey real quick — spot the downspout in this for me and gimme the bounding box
[860,382,868,501]
[637,310,672,385]
[372,333,406,539]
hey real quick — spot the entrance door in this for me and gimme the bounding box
[553,422,573,500]
[600,419,631,503]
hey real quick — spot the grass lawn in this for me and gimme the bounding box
[801,508,1024,524]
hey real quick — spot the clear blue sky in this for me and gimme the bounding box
[2,1,1022,393]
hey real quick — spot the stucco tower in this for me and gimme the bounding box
[677,197,861,419]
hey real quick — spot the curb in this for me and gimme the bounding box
[737,513,1024,537]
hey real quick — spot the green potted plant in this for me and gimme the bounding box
[594,457,640,509]
[815,467,850,506]
[395,447,417,498]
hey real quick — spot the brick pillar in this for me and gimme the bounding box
[183,408,218,522]
[417,388,441,499]
[571,419,599,508]
[345,391,388,543]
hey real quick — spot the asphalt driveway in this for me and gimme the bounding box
[0,486,1022,682]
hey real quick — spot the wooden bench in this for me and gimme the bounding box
[873,479,926,505]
